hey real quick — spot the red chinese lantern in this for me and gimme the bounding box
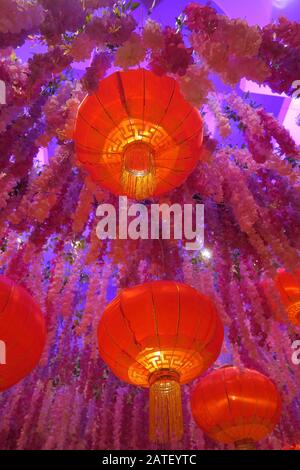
[97,281,224,444]
[191,366,282,450]
[74,69,204,200]
[0,276,46,392]
[275,268,300,326]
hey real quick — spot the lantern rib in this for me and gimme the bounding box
[94,92,124,135]
[179,302,218,376]
[7,289,36,351]
[154,156,194,162]
[272,385,279,430]
[78,112,118,145]
[278,274,294,303]
[155,127,203,155]
[155,174,175,188]
[222,367,239,442]
[118,299,143,353]
[115,71,135,137]
[142,69,146,133]
[76,145,121,156]
[203,373,233,442]
[176,301,214,376]
[252,371,261,437]
[172,108,195,134]
[79,157,120,168]
[169,283,181,373]
[100,322,150,378]
[0,279,13,316]
[98,346,147,380]
[163,107,195,139]
[149,80,177,146]
[261,381,279,432]
[257,376,275,431]
[236,368,247,443]
[150,284,162,355]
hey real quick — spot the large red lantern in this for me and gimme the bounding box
[97,281,224,444]
[0,276,46,391]
[74,69,204,200]
[275,268,300,326]
[191,366,282,449]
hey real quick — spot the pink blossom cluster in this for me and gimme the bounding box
[179,65,214,108]
[150,27,194,76]
[0,0,45,35]
[86,11,137,46]
[185,3,268,86]
[39,0,86,44]
[258,108,300,158]
[207,92,231,138]
[259,17,300,94]
[226,93,273,163]
[185,3,300,95]
[114,33,146,70]
[81,51,112,93]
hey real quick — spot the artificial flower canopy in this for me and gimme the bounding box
[98,281,223,443]
[0,276,45,392]
[74,69,204,199]
[1,0,300,452]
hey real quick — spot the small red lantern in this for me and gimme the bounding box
[0,276,46,391]
[191,366,282,450]
[275,268,300,326]
[97,281,224,444]
[74,69,204,200]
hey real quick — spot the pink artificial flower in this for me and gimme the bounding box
[150,27,193,76]
[81,51,112,93]
[142,18,164,51]
[114,33,146,69]
[86,11,137,46]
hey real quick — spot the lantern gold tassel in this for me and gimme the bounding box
[234,439,257,450]
[121,140,156,200]
[149,370,183,445]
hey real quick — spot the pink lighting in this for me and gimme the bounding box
[273,0,295,9]
[216,0,273,26]
[36,147,49,166]
[240,78,288,99]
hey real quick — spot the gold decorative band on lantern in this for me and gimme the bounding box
[234,439,257,450]
[287,301,300,326]
[149,369,183,445]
